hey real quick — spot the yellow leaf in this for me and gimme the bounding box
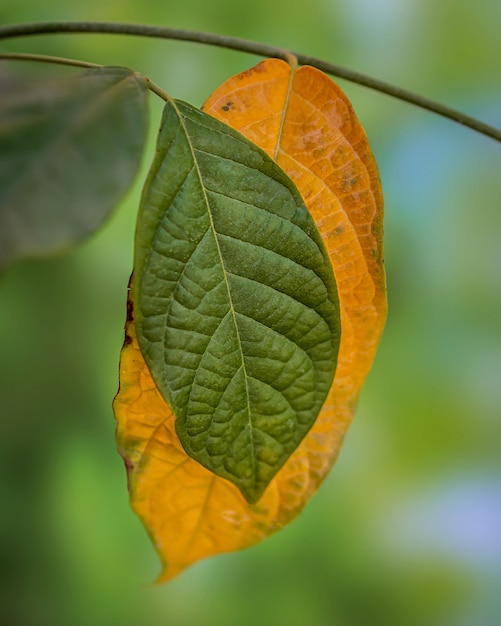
[113,59,387,582]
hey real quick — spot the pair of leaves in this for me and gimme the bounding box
[132,98,340,504]
[0,66,148,269]
[113,59,387,581]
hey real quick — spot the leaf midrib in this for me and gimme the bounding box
[171,100,256,481]
[273,62,296,162]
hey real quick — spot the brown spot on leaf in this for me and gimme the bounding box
[239,60,268,79]
[126,295,134,323]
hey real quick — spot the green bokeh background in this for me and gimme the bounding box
[1,1,500,625]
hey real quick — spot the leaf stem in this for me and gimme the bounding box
[0,21,499,143]
[0,51,101,68]
[143,77,171,103]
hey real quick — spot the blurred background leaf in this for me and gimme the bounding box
[0,66,149,269]
[0,1,500,625]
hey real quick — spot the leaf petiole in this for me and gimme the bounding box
[0,51,101,69]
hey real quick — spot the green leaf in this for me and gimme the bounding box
[134,99,340,503]
[0,66,149,269]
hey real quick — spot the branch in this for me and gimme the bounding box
[0,21,499,143]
